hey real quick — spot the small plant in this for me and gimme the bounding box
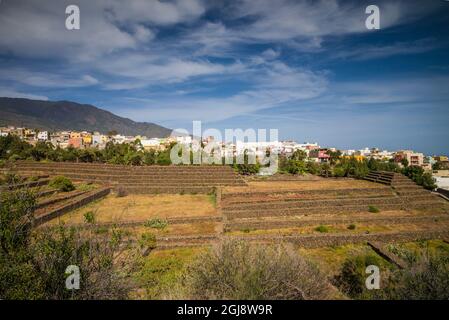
[94,226,109,234]
[48,176,75,192]
[315,225,329,233]
[241,228,251,233]
[144,218,168,229]
[4,173,22,185]
[348,224,356,230]
[115,186,128,197]
[208,193,217,207]
[77,183,95,192]
[28,176,39,182]
[83,210,96,224]
[138,232,157,249]
[368,205,380,213]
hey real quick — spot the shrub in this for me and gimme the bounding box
[84,211,96,224]
[348,224,356,230]
[0,188,131,299]
[333,253,384,299]
[421,172,437,190]
[77,183,95,192]
[48,176,75,192]
[177,240,332,299]
[233,163,260,175]
[144,218,168,229]
[8,154,21,161]
[383,253,449,299]
[315,225,329,233]
[285,160,306,175]
[368,205,380,213]
[333,166,346,177]
[4,173,23,185]
[306,161,320,175]
[138,232,157,249]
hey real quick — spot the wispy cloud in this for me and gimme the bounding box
[0,87,48,100]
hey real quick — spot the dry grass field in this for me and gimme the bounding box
[46,193,217,225]
[224,178,386,192]
[6,161,447,299]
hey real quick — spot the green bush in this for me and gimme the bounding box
[306,161,320,175]
[368,205,380,213]
[233,163,260,175]
[138,232,157,249]
[315,225,329,233]
[333,166,346,177]
[4,173,23,185]
[144,218,168,229]
[286,160,306,175]
[83,211,96,224]
[421,172,437,190]
[348,224,356,230]
[77,183,95,192]
[402,166,436,190]
[48,176,75,192]
[0,188,129,299]
[333,253,384,299]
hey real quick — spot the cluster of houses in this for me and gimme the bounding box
[0,126,175,151]
[1,126,447,172]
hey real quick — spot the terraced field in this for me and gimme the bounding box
[3,162,449,299]
[3,162,449,260]
[7,161,246,194]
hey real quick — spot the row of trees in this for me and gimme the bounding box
[0,135,173,165]
[274,150,436,189]
[275,150,401,179]
[0,135,438,189]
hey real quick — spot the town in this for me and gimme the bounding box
[1,125,448,188]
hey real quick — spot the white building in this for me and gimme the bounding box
[37,131,49,141]
[141,138,162,150]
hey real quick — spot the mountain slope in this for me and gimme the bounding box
[0,97,172,138]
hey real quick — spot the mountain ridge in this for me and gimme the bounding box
[0,97,172,138]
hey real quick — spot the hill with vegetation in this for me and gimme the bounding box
[0,97,172,138]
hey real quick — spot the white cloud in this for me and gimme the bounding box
[0,87,48,100]
[330,38,438,61]
[0,68,99,88]
[96,53,229,87]
[0,0,205,60]
[113,61,328,123]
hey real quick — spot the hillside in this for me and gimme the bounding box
[0,97,172,138]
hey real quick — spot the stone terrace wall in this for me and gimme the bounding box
[34,187,110,226]
[10,161,247,194]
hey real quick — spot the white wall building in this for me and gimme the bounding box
[37,131,49,141]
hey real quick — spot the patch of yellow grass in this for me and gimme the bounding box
[298,244,375,276]
[47,194,217,225]
[127,221,220,237]
[224,179,386,193]
[227,221,449,236]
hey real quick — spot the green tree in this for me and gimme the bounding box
[0,186,131,299]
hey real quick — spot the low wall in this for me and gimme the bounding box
[33,187,111,226]
[224,214,449,231]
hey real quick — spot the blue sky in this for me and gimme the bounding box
[0,0,448,154]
